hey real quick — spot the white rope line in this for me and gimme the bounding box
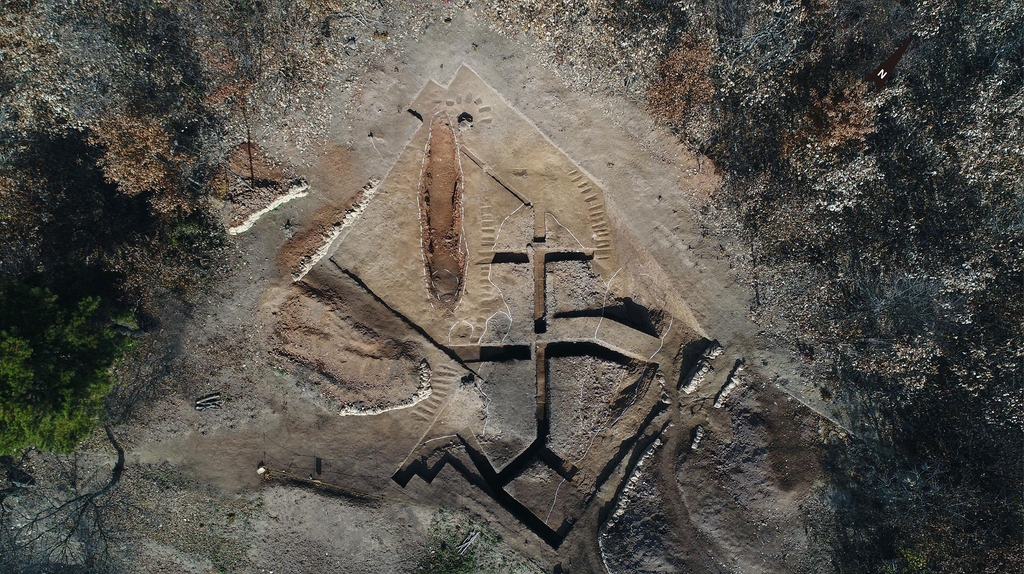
[447,319,476,343]
[369,134,385,163]
[454,119,469,307]
[485,262,515,343]
[648,317,672,361]
[422,434,459,445]
[417,111,470,309]
[493,202,525,249]
[476,381,492,437]
[545,212,586,250]
[451,227,470,313]
[416,119,433,305]
[544,366,642,523]
[478,200,523,344]
[477,309,512,344]
[594,267,623,339]
[409,368,462,452]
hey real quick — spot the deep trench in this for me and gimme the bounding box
[393,338,673,547]
[553,298,660,338]
[356,237,684,546]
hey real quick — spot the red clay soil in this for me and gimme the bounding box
[277,201,350,272]
[223,142,292,226]
[277,141,364,272]
[419,112,466,307]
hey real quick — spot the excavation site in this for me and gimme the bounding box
[186,51,838,572]
[271,65,706,548]
[13,7,979,572]
[5,0,1021,569]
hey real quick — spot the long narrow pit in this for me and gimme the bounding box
[419,112,467,307]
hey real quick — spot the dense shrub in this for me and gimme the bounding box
[0,280,128,455]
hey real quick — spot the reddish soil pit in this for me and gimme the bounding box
[419,112,466,307]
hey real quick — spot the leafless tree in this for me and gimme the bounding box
[0,426,127,573]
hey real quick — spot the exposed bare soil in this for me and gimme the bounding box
[276,142,366,273]
[419,112,467,306]
[547,354,642,460]
[273,281,423,412]
[222,142,297,227]
[546,259,606,316]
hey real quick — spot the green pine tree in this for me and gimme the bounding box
[0,279,128,455]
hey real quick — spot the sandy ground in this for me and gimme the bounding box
[91,7,838,573]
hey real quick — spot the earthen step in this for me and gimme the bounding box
[479,117,493,124]
[411,410,432,422]
[588,205,604,214]
[567,169,579,176]
[571,175,584,183]
[432,378,455,391]
[478,105,491,112]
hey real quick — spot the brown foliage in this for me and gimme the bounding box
[783,84,876,155]
[89,114,195,217]
[647,38,715,140]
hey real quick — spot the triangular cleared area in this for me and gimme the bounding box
[300,64,706,545]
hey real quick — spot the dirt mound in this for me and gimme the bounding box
[277,202,347,271]
[221,142,298,227]
[273,282,425,413]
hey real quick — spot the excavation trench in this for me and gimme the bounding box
[393,338,671,548]
[419,112,467,307]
